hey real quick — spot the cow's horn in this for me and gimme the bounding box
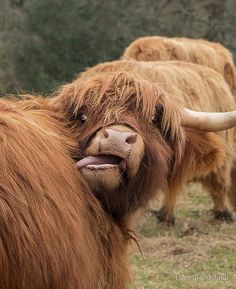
[181,108,236,132]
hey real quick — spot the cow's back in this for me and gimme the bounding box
[122,36,236,96]
[80,60,236,112]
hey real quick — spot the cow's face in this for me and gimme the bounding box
[58,71,234,221]
[54,72,181,219]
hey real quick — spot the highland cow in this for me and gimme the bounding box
[62,59,236,224]
[122,36,236,96]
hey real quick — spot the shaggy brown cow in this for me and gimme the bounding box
[0,97,130,289]
[53,59,236,225]
[122,36,236,96]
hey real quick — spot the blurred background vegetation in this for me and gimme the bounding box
[0,0,236,94]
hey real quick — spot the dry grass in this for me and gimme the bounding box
[129,184,236,289]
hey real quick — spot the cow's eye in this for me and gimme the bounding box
[152,114,161,126]
[78,114,87,125]
[152,105,163,127]
[152,115,158,124]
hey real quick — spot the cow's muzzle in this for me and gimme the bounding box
[76,125,145,191]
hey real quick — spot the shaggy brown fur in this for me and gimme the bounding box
[54,59,236,224]
[6,58,231,287]
[122,36,236,96]
[0,96,130,289]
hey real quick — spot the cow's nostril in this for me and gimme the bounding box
[126,134,137,144]
[104,129,109,139]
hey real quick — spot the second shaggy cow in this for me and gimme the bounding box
[122,36,236,96]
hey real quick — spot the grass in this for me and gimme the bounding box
[129,184,236,289]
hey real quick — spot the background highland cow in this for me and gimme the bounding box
[122,36,236,96]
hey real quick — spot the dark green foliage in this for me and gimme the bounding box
[0,0,236,94]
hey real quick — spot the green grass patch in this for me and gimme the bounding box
[130,185,236,289]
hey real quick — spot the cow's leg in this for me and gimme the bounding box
[152,148,234,225]
[228,161,236,211]
[202,163,233,222]
[151,190,176,226]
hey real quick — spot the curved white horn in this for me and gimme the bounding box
[181,108,236,132]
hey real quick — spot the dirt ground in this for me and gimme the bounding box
[129,184,236,289]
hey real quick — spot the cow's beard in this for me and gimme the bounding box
[77,153,167,222]
[76,154,145,220]
[80,165,125,192]
[75,130,172,221]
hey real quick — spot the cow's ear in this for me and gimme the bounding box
[224,62,235,90]
[180,129,226,181]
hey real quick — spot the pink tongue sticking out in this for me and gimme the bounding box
[76,155,123,169]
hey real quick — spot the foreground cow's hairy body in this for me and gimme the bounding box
[122,36,236,96]
[0,98,130,289]
[75,59,236,222]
